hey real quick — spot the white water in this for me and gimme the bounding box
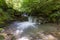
[14,16,37,40]
[6,14,38,40]
[16,37,30,40]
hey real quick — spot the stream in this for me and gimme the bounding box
[0,14,60,40]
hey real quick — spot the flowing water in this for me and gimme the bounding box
[4,14,39,40]
[3,14,60,40]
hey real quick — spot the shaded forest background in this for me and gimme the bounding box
[0,0,60,27]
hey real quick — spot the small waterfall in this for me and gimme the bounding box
[5,14,39,40]
[14,15,37,40]
[28,16,33,22]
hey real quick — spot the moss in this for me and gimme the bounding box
[0,28,3,30]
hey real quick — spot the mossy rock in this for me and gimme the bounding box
[0,28,4,32]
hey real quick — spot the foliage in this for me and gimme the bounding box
[0,0,60,26]
[6,0,42,13]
